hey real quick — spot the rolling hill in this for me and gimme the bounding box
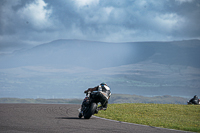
[0,39,200,98]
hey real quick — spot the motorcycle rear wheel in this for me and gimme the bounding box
[84,103,97,119]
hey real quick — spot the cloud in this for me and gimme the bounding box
[74,0,99,7]
[175,0,194,4]
[0,0,200,50]
[16,0,52,30]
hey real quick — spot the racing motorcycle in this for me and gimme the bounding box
[187,99,200,105]
[78,91,98,119]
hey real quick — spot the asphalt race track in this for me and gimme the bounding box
[0,104,192,133]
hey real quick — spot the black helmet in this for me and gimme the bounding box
[100,82,107,86]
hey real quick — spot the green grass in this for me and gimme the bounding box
[95,103,200,132]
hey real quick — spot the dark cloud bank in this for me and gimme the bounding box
[0,0,200,50]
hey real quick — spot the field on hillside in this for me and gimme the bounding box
[95,103,200,132]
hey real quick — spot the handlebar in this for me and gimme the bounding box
[84,90,91,93]
[85,91,91,97]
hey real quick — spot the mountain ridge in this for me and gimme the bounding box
[1,39,200,69]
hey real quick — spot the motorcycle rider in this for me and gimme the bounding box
[189,95,199,105]
[81,83,111,114]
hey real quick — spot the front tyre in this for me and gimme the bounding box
[84,103,97,119]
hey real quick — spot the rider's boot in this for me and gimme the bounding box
[79,109,84,118]
[97,106,106,111]
[78,107,83,118]
[94,106,105,114]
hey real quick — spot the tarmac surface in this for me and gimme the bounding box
[0,104,192,133]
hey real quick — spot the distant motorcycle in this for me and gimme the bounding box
[187,99,200,105]
[78,91,98,119]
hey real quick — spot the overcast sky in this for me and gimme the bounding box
[0,0,200,50]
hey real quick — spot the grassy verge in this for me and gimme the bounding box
[95,103,200,132]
